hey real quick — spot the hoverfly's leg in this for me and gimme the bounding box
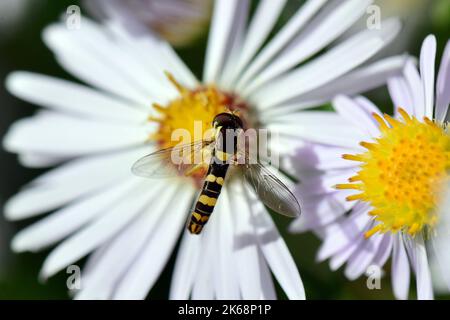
[184,162,208,177]
[230,153,246,167]
[231,146,248,166]
[184,147,212,176]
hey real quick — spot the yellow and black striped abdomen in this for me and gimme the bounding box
[188,161,229,235]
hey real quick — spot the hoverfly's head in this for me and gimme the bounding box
[213,112,243,130]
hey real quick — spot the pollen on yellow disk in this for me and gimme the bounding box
[151,74,229,150]
[149,73,250,185]
[337,109,450,237]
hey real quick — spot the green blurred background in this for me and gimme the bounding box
[0,0,449,299]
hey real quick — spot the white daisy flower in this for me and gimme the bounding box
[289,35,450,300]
[85,0,212,47]
[4,0,404,299]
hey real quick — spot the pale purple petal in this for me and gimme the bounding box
[436,40,450,122]
[404,59,425,119]
[316,203,372,261]
[371,234,393,268]
[412,235,434,300]
[333,95,380,137]
[392,233,410,300]
[419,35,437,118]
[388,76,414,115]
[344,232,384,280]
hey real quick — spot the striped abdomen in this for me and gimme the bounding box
[188,152,231,234]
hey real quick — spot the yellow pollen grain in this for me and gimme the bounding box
[340,108,450,237]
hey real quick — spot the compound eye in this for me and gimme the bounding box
[234,115,243,128]
[214,113,233,127]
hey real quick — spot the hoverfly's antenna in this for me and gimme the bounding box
[224,106,241,118]
[231,109,241,117]
[223,105,233,114]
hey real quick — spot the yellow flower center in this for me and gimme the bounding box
[337,109,450,238]
[150,73,250,184]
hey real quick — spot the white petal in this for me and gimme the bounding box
[36,146,150,186]
[190,204,224,300]
[392,233,410,300]
[204,200,224,299]
[11,179,139,252]
[264,110,351,126]
[295,178,343,202]
[268,122,364,148]
[106,21,198,91]
[76,183,192,300]
[79,244,109,287]
[430,236,450,293]
[4,147,148,220]
[18,153,67,168]
[191,219,217,300]
[3,112,150,156]
[328,219,376,270]
[429,185,450,292]
[218,0,250,89]
[224,0,287,86]
[169,231,202,299]
[296,169,357,197]
[344,232,384,280]
[40,180,170,279]
[43,21,160,105]
[6,72,148,123]
[403,235,416,274]
[215,190,240,299]
[188,191,234,300]
[258,255,277,300]
[249,18,401,108]
[291,191,354,232]
[329,239,360,271]
[333,95,380,137]
[411,235,434,300]
[354,96,383,117]
[404,59,425,119]
[261,55,407,118]
[281,142,357,172]
[372,234,393,268]
[229,183,263,299]
[203,0,240,83]
[112,184,193,299]
[244,184,305,300]
[315,203,371,260]
[388,76,414,115]
[243,0,372,94]
[436,40,450,122]
[420,35,437,118]
[236,0,327,89]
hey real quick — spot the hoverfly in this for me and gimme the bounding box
[132,112,301,235]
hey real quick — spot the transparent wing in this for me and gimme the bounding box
[243,163,301,218]
[132,140,215,178]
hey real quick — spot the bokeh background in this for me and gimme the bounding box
[0,0,449,299]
